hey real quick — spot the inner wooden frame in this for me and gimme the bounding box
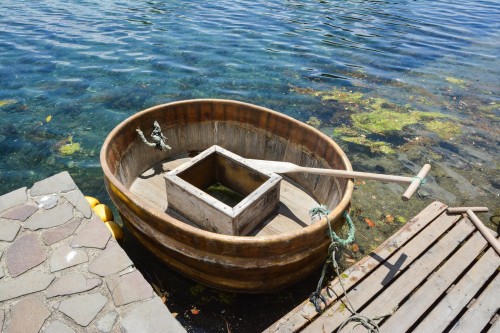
[165,145,282,235]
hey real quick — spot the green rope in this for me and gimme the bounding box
[309,206,385,332]
[412,175,426,186]
[308,206,356,247]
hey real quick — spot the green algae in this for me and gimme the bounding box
[334,125,396,154]
[478,102,499,113]
[189,284,205,297]
[424,120,462,139]
[445,76,466,87]
[342,135,396,154]
[396,216,407,224]
[0,99,17,107]
[321,89,364,104]
[58,136,81,155]
[306,116,322,128]
[351,109,448,135]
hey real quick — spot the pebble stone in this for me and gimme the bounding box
[36,195,60,210]
[89,241,133,277]
[50,244,88,272]
[106,270,154,307]
[30,172,77,196]
[45,273,101,298]
[120,297,186,333]
[43,320,76,333]
[0,270,55,302]
[0,220,22,242]
[56,292,108,327]
[63,190,92,218]
[6,232,46,277]
[1,204,38,221]
[42,217,82,246]
[71,215,111,249]
[0,187,27,213]
[24,201,74,231]
[6,296,50,333]
[96,311,118,333]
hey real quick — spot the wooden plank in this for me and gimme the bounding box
[347,218,477,333]
[130,159,320,236]
[449,274,500,333]
[413,240,500,333]
[488,315,500,333]
[265,201,447,333]
[305,215,472,333]
[380,230,488,332]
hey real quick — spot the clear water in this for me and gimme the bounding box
[1,0,499,331]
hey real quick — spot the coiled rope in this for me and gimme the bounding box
[309,206,386,332]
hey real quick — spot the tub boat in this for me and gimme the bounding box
[100,99,353,292]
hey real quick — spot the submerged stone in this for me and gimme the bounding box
[424,120,462,139]
[351,109,443,134]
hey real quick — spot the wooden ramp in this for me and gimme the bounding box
[265,201,500,333]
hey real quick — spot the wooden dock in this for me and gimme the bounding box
[265,201,500,333]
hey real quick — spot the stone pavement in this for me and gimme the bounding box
[0,172,186,333]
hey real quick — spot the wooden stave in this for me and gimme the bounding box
[101,99,354,292]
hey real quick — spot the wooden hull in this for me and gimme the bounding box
[101,99,354,292]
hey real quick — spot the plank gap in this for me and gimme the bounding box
[442,270,500,333]
[405,239,491,332]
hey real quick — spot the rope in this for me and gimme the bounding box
[412,175,426,186]
[309,206,386,332]
[136,121,171,151]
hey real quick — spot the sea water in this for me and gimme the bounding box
[0,1,498,331]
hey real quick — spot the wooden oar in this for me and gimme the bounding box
[447,207,500,256]
[247,159,431,201]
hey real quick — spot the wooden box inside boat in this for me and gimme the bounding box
[165,145,282,235]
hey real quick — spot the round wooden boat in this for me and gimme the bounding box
[100,99,354,293]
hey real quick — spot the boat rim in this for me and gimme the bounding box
[100,98,354,244]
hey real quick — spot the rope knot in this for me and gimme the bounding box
[309,291,327,313]
[412,175,426,186]
[136,121,171,151]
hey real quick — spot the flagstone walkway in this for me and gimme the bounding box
[0,172,186,333]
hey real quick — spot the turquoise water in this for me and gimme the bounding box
[1,0,499,331]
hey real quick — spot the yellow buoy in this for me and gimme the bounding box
[105,221,124,241]
[92,204,114,222]
[85,196,100,208]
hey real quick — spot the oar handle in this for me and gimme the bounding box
[466,209,500,256]
[402,164,431,201]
